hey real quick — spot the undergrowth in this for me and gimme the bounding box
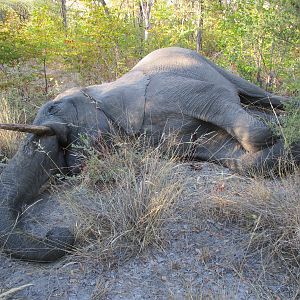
[58,134,186,263]
[198,171,300,270]
[57,131,300,283]
[0,95,24,161]
[0,63,80,159]
[280,97,300,146]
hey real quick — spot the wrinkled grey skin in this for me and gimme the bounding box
[0,47,299,262]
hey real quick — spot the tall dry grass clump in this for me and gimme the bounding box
[0,95,25,160]
[58,134,186,262]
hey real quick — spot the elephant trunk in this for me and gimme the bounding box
[0,133,75,261]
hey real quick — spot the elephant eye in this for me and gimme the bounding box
[47,102,63,115]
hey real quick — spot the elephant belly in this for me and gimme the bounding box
[141,110,209,145]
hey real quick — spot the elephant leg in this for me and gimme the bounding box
[221,104,275,153]
[192,130,286,174]
[181,83,275,153]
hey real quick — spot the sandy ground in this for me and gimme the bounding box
[0,162,297,299]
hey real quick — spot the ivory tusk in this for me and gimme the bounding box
[0,123,54,135]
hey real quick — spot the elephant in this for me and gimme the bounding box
[0,47,299,262]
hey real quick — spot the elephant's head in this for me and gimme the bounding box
[0,89,109,261]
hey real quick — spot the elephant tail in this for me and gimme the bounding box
[0,207,75,262]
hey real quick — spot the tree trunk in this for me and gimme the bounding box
[196,17,203,52]
[196,0,204,52]
[266,41,275,91]
[140,0,154,41]
[98,0,110,16]
[61,0,67,30]
[43,56,48,95]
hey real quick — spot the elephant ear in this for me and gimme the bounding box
[83,71,150,135]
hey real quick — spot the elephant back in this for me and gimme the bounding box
[132,47,234,89]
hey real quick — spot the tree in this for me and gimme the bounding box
[139,0,154,41]
[61,0,67,30]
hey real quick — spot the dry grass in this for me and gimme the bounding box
[0,284,34,300]
[56,132,300,278]
[0,63,82,161]
[197,170,300,268]
[58,134,187,263]
[0,95,25,160]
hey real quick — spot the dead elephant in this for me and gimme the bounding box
[0,47,299,262]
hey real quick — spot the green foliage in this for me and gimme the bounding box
[281,98,300,146]
[65,5,141,82]
[0,0,65,90]
[215,0,299,92]
[146,1,195,51]
[0,0,298,93]
[24,3,65,61]
[0,7,26,64]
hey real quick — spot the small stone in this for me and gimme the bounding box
[90,280,96,286]
[156,257,164,263]
[69,279,78,284]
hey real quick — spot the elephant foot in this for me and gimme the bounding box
[3,226,75,262]
[43,226,76,258]
[290,141,300,164]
